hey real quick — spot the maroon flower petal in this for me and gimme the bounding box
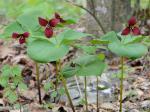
[44,27,53,38]
[59,18,66,23]
[132,27,141,35]
[55,13,65,23]
[12,32,19,38]
[19,37,26,44]
[128,17,136,26]
[38,17,48,27]
[23,32,30,38]
[49,18,60,27]
[55,12,61,19]
[121,27,130,35]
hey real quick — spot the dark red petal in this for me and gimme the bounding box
[55,12,61,19]
[59,18,66,23]
[23,32,30,38]
[49,18,60,27]
[132,27,141,35]
[121,27,130,35]
[44,27,53,38]
[128,17,136,26]
[12,32,19,38]
[19,37,26,44]
[38,17,48,27]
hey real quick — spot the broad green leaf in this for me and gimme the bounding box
[52,29,90,44]
[101,31,119,43]
[27,39,69,63]
[27,39,53,63]
[61,65,77,78]
[17,11,41,31]
[90,39,109,45]
[119,34,145,44]
[3,22,25,38]
[76,45,97,54]
[73,55,106,76]
[108,42,148,59]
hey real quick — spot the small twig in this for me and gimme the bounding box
[35,62,42,104]
[84,76,88,112]
[65,0,106,34]
[74,76,83,98]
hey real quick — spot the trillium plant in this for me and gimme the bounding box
[1,7,148,112]
[90,16,148,112]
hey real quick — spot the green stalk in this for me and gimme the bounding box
[57,60,75,112]
[35,62,42,104]
[119,57,124,112]
[96,76,99,112]
[84,76,88,112]
[61,75,76,112]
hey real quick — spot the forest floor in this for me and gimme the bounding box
[0,9,150,112]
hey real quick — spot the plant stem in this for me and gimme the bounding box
[65,0,106,34]
[61,74,76,112]
[119,57,124,112]
[96,76,99,112]
[35,62,42,104]
[84,76,88,112]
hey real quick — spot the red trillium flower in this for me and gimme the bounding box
[121,17,141,35]
[38,13,65,38]
[12,32,29,44]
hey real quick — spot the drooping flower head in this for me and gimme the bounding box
[12,32,29,44]
[38,13,65,38]
[121,17,141,35]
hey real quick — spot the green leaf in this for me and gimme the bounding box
[97,53,105,60]
[1,65,11,77]
[7,92,18,103]
[17,11,41,31]
[61,65,77,78]
[27,39,69,63]
[73,55,106,76]
[90,39,109,45]
[0,76,9,87]
[12,66,21,76]
[51,91,57,98]
[108,42,148,59]
[3,22,25,38]
[53,29,90,44]
[76,45,97,54]
[44,82,53,92]
[58,87,65,95]
[101,31,119,43]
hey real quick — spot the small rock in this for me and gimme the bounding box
[129,109,139,112]
[100,102,118,111]
[21,89,36,100]
[140,100,150,110]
